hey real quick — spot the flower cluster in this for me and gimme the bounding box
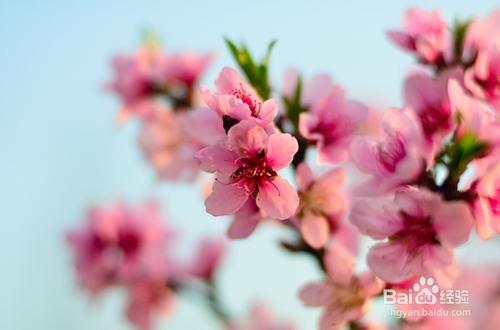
[66,6,500,330]
[66,201,226,330]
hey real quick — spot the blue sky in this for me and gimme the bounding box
[0,1,498,329]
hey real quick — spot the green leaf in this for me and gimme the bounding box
[451,18,471,65]
[223,38,277,99]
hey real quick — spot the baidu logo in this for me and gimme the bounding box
[383,276,457,305]
[412,277,439,304]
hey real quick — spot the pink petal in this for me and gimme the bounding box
[300,214,330,249]
[298,112,319,139]
[350,198,402,239]
[421,245,458,288]
[205,181,249,216]
[319,307,347,330]
[386,30,414,50]
[227,213,260,239]
[302,73,334,106]
[349,136,380,175]
[227,120,268,156]
[266,133,298,170]
[258,99,279,124]
[195,145,238,174]
[295,162,315,191]
[256,177,299,220]
[298,282,333,306]
[367,241,414,283]
[318,167,345,189]
[324,243,355,285]
[433,201,473,247]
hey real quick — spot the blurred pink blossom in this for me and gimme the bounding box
[282,69,335,109]
[464,9,500,57]
[387,8,451,65]
[126,280,175,330]
[299,244,383,330]
[294,163,346,248]
[162,52,213,89]
[188,238,225,282]
[139,105,224,181]
[66,201,174,294]
[403,68,463,147]
[449,79,500,153]
[350,188,474,287]
[299,85,369,163]
[470,162,500,239]
[464,45,500,111]
[226,304,295,330]
[107,47,166,121]
[196,120,299,220]
[350,108,426,196]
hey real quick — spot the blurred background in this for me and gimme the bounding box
[1,1,498,329]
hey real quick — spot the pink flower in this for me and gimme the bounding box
[282,68,335,108]
[448,79,500,151]
[387,8,451,65]
[403,68,463,145]
[125,280,175,330]
[299,244,383,330]
[464,9,500,57]
[226,304,295,330]
[139,105,224,181]
[107,47,166,121]
[162,52,212,89]
[66,201,173,294]
[350,188,474,287]
[299,85,369,163]
[188,238,225,281]
[470,162,500,239]
[350,108,426,196]
[227,199,267,239]
[201,67,278,128]
[196,120,299,220]
[464,46,500,111]
[294,163,346,248]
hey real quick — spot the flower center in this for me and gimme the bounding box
[391,211,439,252]
[300,185,328,215]
[487,187,500,216]
[232,85,261,117]
[230,150,277,193]
[118,229,141,255]
[331,279,365,311]
[419,102,451,138]
[378,132,407,173]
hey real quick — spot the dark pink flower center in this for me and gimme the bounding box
[487,187,500,216]
[391,211,439,252]
[378,132,407,173]
[232,85,261,117]
[419,102,451,138]
[230,150,277,193]
[475,71,499,101]
[118,229,141,255]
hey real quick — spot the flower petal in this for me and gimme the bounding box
[205,181,249,216]
[350,198,402,239]
[367,241,414,283]
[195,145,238,174]
[324,243,355,285]
[433,200,474,247]
[298,282,333,306]
[256,177,299,220]
[266,133,298,170]
[300,214,330,249]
